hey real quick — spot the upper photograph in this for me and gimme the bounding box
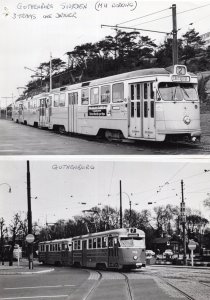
[0,0,210,155]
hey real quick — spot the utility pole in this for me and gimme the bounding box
[172,4,178,65]
[119,180,122,228]
[27,161,33,269]
[180,179,187,265]
[129,200,132,227]
[50,53,52,92]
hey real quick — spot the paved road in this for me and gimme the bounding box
[0,265,209,300]
[0,266,89,299]
[0,118,210,155]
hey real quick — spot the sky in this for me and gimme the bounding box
[0,0,210,107]
[1,157,210,227]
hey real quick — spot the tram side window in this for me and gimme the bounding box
[74,241,78,250]
[62,243,66,251]
[137,102,140,118]
[150,83,154,99]
[54,94,59,107]
[108,238,113,248]
[50,244,53,252]
[77,240,81,250]
[131,85,134,100]
[97,237,101,248]
[88,239,93,249]
[144,83,148,99]
[144,102,148,118]
[131,102,134,118]
[46,245,49,252]
[60,93,66,107]
[151,102,154,118]
[81,89,89,105]
[137,84,141,100]
[112,83,124,103]
[58,244,61,251]
[55,244,58,251]
[74,92,78,105]
[93,238,97,249]
[102,237,108,248]
[101,85,111,104]
[90,87,99,105]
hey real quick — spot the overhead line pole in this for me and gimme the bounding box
[172,4,178,65]
[180,179,187,266]
[27,161,33,270]
[119,180,122,228]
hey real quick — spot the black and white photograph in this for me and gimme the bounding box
[1,0,210,299]
[0,0,210,154]
[0,158,210,299]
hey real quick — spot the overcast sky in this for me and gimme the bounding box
[0,0,210,106]
[1,157,210,227]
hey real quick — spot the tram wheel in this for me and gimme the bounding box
[58,125,66,134]
[105,130,113,141]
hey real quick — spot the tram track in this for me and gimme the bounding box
[162,280,197,300]
[121,272,134,300]
[83,271,103,300]
[80,271,135,300]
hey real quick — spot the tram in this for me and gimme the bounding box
[12,92,50,128]
[38,228,146,270]
[38,238,72,266]
[13,64,201,142]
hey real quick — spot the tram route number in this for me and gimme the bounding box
[88,106,107,116]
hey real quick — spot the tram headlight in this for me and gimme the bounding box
[133,255,138,260]
[183,115,191,125]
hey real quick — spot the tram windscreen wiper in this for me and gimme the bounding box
[182,87,190,99]
[172,86,177,101]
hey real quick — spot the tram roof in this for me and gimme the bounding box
[72,228,145,240]
[39,238,72,244]
[88,68,170,86]
[51,68,170,93]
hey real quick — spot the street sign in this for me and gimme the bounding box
[26,234,35,243]
[188,240,197,250]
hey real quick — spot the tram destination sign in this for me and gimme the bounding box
[88,105,107,117]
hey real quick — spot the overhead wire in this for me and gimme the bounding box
[132,3,210,27]
[116,7,170,26]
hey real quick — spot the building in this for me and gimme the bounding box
[200,32,210,48]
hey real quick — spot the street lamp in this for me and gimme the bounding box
[122,192,133,227]
[0,183,12,193]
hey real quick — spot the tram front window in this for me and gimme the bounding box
[158,82,198,101]
[119,237,144,248]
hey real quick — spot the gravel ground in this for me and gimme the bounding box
[148,266,210,300]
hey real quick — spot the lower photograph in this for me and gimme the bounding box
[0,158,210,300]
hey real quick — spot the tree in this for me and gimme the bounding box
[153,204,179,237]
[0,218,8,264]
[180,28,206,71]
[8,213,25,265]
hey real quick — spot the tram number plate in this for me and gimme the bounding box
[88,106,107,117]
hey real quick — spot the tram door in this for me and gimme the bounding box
[129,82,155,139]
[82,240,87,267]
[142,82,155,139]
[46,96,52,125]
[39,98,47,126]
[129,83,142,138]
[18,103,24,123]
[68,92,78,133]
[108,236,118,268]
